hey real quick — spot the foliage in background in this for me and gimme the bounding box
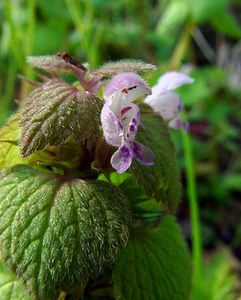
[0,0,240,299]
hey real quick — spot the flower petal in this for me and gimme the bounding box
[107,90,131,116]
[104,72,151,101]
[169,116,189,131]
[131,141,154,166]
[157,71,194,91]
[145,91,183,121]
[111,142,133,173]
[101,103,122,147]
[120,103,140,139]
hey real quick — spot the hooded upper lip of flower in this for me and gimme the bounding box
[104,72,152,101]
[101,72,154,173]
[144,71,194,129]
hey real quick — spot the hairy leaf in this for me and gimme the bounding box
[27,54,86,75]
[0,114,78,169]
[130,113,180,213]
[113,216,191,300]
[93,60,156,79]
[0,260,31,300]
[0,165,130,300]
[19,79,103,157]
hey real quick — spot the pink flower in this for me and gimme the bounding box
[144,71,194,129]
[101,73,154,174]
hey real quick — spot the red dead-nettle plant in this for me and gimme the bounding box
[0,53,193,300]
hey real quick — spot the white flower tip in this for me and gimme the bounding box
[158,71,194,91]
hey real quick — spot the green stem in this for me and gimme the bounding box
[169,20,195,70]
[182,129,202,299]
[20,0,36,100]
[65,0,101,67]
[25,0,36,57]
[170,19,203,298]
[65,0,89,56]
[3,0,23,68]
[0,59,17,124]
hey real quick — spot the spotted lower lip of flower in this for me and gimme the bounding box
[144,71,194,129]
[104,72,151,102]
[101,82,155,173]
[101,96,141,146]
[111,140,154,174]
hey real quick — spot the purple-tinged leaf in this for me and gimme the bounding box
[27,53,86,76]
[19,79,102,157]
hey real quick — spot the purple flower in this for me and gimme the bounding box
[144,71,194,129]
[101,73,154,174]
[104,72,151,102]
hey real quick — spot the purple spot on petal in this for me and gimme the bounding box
[130,125,135,132]
[172,118,183,129]
[120,145,131,156]
[184,122,190,132]
[132,142,142,159]
[132,118,137,125]
[121,106,132,117]
[177,101,183,111]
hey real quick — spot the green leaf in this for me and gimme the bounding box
[19,79,103,157]
[0,114,74,170]
[0,260,31,300]
[186,0,229,23]
[130,113,180,213]
[0,114,23,168]
[156,1,188,36]
[211,12,241,39]
[198,249,238,300]
[32,25,66,55]
[113,216,191,300]
[0,165,130,299]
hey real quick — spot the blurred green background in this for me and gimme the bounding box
[0,0,241,299]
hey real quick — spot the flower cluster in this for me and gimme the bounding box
[101,73,155,174]
[101,71,194,173]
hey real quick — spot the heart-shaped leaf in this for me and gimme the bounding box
[0,165,130,299]
[130,113,180,213]
[19,79,103,157]
[113,216,191,300]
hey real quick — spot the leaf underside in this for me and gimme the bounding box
[19,79,103,157]
[92,60,156,79]
[0,165,130,300]
[130,113,181,213]
[113,216,191,300]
